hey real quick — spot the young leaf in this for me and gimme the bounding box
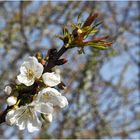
[77,12,83,24]
[85,42,108,50]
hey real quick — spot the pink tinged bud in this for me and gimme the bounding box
[41,59,46,65]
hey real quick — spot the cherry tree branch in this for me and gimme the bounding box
[44,45,68,72]
[0,44,69,124]
[0,8,112,125]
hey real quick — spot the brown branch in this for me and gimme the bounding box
[44,46,68,72]
[0,110,7,124]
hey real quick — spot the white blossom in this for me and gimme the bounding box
[6,101,53,133]
[37,87,68,108]
[4,86,12,95]
[6,96,17,106]
[17,56,44,86]
[5,55,68,132]
[42,72,61,87]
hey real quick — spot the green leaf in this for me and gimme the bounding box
[82,26,91,32]
[63,26,69,36]
[77,12,83,24]
[90,29,98,34]
[92,21,102,28]
[85,42,108,50]
[71,23,79,30]
[84,27,99,39]
[78,22,82,27]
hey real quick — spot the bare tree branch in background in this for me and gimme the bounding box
[0,1,139,139]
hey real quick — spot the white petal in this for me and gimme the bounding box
[17,118,26,130]
[17,74,34,86]
[27,56,38,63]
[6,109,16,125]
[26,56,39,70]
[16,107,28,131]
[27,111,41,133]
[34,102,53,114]
[39,87,61,96]
[22,56,38,70]
[10,104,42,133]
[34,63,44,79]
[24,79,34,86]
[49,95,68,108]
[42,72,61,87]
[4,86,12,95]
[17,74,27,84]
[37,88,68,108]
[6,96,17,106]
[20,64,28,75]
[14,106,29,131]
[37,88,61,103]
[14,106,27,118]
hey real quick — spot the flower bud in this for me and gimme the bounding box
[4,86,12,95]
[41,59,46,65]
[6,109,16,125]
[6,96,17,106]
[77,29,82,34]
[45,114,53,122]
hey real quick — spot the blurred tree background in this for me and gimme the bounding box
[0,1,139,139]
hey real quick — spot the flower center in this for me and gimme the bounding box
[27,69,34,79]
[44,94,49,99]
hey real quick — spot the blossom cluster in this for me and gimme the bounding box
[4,56,68,133]
[2,13,112,133]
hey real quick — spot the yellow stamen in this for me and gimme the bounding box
[27,69,34,79]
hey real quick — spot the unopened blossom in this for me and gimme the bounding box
[6,101,53,133]
[4,86,12,95]
[6,96,17,106]
[42,72,61,87]
[17,56,44,86]
[6,109,16,125]
[45,114,53,122]
[37,87,68,108]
